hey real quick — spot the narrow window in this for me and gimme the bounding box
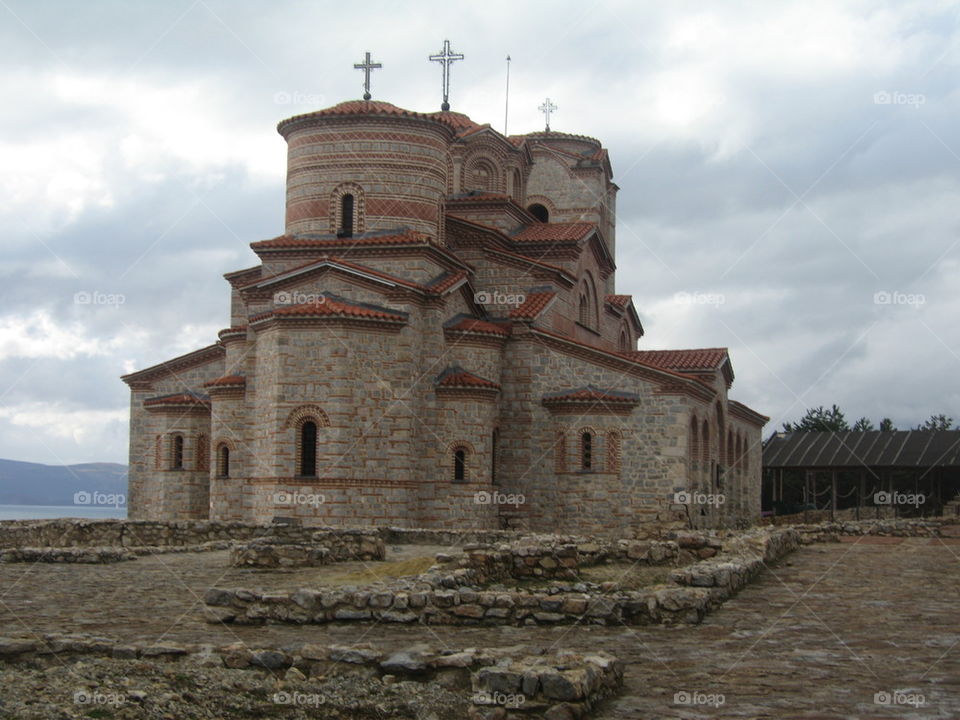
[196,434,208,472]
[217,445,230,478]
[579,294,590,326]
[581,431,592,470]
[528,203,549,222]
[619,330,629,352]
[491,429,499,485]
[172,434,184,470]
[340,194,354,237]
[300,421,317,477]
[454,448,466,482]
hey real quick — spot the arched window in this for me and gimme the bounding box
[453,447,467,482]
[299,420,318,477]
[511,169,522,201]
[491,429,499,485]
[619,330,630,352]
[196,433,208,473]
[735,435,743,473]
[339,194,354,237]
[579,293,590,326]
[528,203,549,222]
[171,434,184,470]
[217,444,230,478]
[689,417,699,468]
[578,275,599,330]
[581,431,593,470]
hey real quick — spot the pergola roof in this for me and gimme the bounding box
[763,431,960,470]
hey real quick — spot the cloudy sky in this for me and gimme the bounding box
[2,0,959,465]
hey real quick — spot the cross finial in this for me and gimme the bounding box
[353,51,382,101]
[539,98,557,131]
[429,39,464,111]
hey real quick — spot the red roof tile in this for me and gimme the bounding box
[436,367,500,390]
[513,222,595,243]
[278,101,490,138]
[425,271,468,294]
[605,294,631,309]
[143,393,210,407]
[250,230,431,251]
[445,317,511,337]
[203,375,246,388]
[542,386,640,405]
[627,348,729,372]
[485,247,575,280]
[509,291,556,319]
[251,297,406,323]
[447,192,512,203]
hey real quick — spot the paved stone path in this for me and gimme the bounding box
[1,539,958,718]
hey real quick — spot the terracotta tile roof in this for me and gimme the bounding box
[278,101,488,138]
[605,294,631,309]
[509,291,557,319]
[542,386,640,404]
[444,316,511,337]
[251,296,407,324]
[425,270,468,294]
[202,374,246,388]
[143,393,210,407]
[447,191,512,203]
[512,222,595,243]
[250,229,430,251]
[429,110,482,133]
[627,348,729,372]
[435,366,500,390]
[484,247,575,280]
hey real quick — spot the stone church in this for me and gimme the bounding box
[122,95,767,533]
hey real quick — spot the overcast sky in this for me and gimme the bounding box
[2,0,960,465]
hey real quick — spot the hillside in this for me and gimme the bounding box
[0,459,128,506]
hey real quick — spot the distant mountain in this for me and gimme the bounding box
[0,459,128,506]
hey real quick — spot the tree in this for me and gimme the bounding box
[916,414,954,431]
[852,417,875,431]
[879,418,896,431]
[783,405,850,432]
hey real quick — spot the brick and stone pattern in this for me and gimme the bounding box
[121,99,768,534]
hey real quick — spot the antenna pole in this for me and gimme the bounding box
[504,55,511,135]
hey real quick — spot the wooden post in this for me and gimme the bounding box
[831,470,837,521]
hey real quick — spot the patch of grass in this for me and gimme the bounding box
[323,556,437,586]
[578,563,675,590]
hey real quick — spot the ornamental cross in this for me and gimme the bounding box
[353,51,382,101]
[539,98,557,131]
[429,39,464,111]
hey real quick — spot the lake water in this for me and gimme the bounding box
[0,505,127,521]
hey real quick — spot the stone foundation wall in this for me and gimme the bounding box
[206,528,799,627]
[793,518,960,543]
[0,634,623,720]
[230,534,385,567]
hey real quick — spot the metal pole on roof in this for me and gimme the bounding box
[504,55,511,135]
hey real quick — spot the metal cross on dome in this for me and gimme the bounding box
[353,51,382,101]
[429,39,464,111]
[539,98,557,131]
